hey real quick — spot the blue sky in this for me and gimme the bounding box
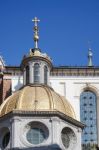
[0,0,99,66]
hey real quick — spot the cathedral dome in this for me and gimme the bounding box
[0,84,75,119]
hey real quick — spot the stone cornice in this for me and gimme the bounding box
[0,110,85,129]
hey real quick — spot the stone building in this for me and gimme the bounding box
[0,17,98,150]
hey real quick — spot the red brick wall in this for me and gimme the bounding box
[2,78,11,101]
[0,74,12,105]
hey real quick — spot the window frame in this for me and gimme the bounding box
[44,65,48,84]
[80,90,97,145]
[26,65,29,84]
[34,63,40,83]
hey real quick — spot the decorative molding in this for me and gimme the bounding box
[0,110,85,129]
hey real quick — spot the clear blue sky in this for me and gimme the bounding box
[0,0,99,66]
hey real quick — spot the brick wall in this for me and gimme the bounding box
[0,74,12,105]
[2,78,11,101]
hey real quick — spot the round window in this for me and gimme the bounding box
[26,122,49,145]
[61,127,77,149]
[2,132,10,149]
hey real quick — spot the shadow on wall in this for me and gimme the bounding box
[5,83,11,99]
[7,144,62,150]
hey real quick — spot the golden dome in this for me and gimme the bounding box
[0,84,76,118]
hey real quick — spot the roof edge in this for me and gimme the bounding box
[0,110,85,129]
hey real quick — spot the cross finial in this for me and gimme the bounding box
[32,17,40,27]
[32,17,40,48]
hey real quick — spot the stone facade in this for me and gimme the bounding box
[0,111,83,150]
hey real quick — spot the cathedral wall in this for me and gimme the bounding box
[50,76,99,121]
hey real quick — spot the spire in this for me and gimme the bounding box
[32,17,40,48]
[88,48,93,67]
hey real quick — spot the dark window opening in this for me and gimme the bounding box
[34,63,40,83]
[44,66,48,84]
[26,66,29,84]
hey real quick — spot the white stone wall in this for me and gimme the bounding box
[12,75,23,93]
[50,76,99,121]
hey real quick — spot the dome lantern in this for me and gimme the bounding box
[21,17,52,86]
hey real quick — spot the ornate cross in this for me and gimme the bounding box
[32,17,40,27]
[32,17,40,48]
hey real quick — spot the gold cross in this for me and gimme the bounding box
[32,17,40,27]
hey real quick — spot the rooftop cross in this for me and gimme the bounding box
[32,17,40,48]
[32,17,40,27]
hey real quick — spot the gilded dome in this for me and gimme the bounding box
[0,84,75,118]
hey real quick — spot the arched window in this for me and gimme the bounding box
[34,63,40,83]
[80,90,97,148]
[26,66,29,84]
[44,66,48,84]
